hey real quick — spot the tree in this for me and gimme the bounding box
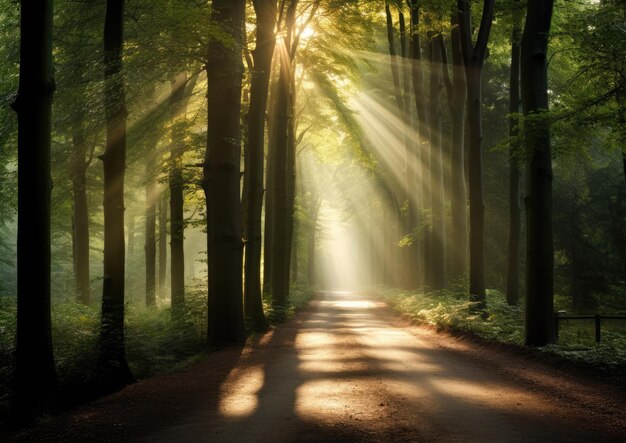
[428,33,446,290]
[521,0,555,346]
[457,0,494,308]
[244,0,276,331]
[170,72,187,317]
[408,0,428,287]
[506,0,522,306]
[442,10,468,282]
[204,0,247,347]
[98,0,133,387]
[158,192,168,297]
[11,0,57,423]
[268,0,318,310]
[145,135,157,307]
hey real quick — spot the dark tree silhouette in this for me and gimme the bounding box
[204,0,247,347]
[521,0,556,346]
[11,0,57,423]
[98,0,133,388]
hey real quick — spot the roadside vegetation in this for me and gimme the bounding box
[380,286,626,377]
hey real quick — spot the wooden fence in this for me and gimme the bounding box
[554,313,626,343]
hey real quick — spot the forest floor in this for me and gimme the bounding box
[3,290,626,442]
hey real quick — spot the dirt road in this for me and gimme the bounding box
[8,291,626,442]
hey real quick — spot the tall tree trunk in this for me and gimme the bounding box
[270,49,294,309]
[521,0,555,346]
[204,0,246,346]
[170,72,186,318]
[12,0,57,422]
[145,142,157,307]
[457,0,494,309]
[506,3,522,306]
[99,0,133,388]
[244,0,276,331]
[158,192,168,297]
[448,11,468,281]
[408,0,427,288]
[429,35,446,290]
[399,10,415,289]
[307,197,322,287]
[71,128,91,305]
[262,74,279,297]
[269,0,298,311]
[126,212,135,258]
[385,4,404,111]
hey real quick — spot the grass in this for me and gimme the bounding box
[379,285,626,377]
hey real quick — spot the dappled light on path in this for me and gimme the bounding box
[147,290,616,442]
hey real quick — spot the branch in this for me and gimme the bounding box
[474,0,494,62]
[290,0,319,61]
[548,87,619,124]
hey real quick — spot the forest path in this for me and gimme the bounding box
[9,291,626,442]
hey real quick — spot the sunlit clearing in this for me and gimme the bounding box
[218,365,265,418]
[299,151,403,289]
[316,203,358,290]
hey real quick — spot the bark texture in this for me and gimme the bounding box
[204,0,247,346]
[506,4,522,306]
[457,0,494,308]
[145,141,157,307]
[70,128,91,305]
[244,0,276,331]
[521,0,556,346]
[12,0,57,422]
[448,12,468,281]
[99,0,133,388]
[170,72,187,318]
[429,35,446,290]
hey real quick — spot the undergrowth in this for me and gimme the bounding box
[263,284,314,324]
[0,283,314,421]
[380,285,626,376]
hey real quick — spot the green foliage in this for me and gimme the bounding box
[380,287,626,374]
[263,285,314,324]
[382,285,525,344]
[0,293,208,418]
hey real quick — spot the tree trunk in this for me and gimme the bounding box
[71,128,91,305]
[506,4,522,306]
[270,50,294,309]
[126,212,135,258]
[429,35,446,290]
[269,0,298,311]
[466,69,486,307]
[385,4,404,111]
[307,197,322,287]
[457,0,494,309]
[145,142,157,307]
[12,0,57,422]
[204,0,246,347]
[158,192,168,297]
[408,0,427,288]
[521,0,555,346]
[244,0,276,331]
[98,0,133,389]
[399,10,416,289]
[448,12,468,281]
[262,74,279,297]
[170,72,186,318]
